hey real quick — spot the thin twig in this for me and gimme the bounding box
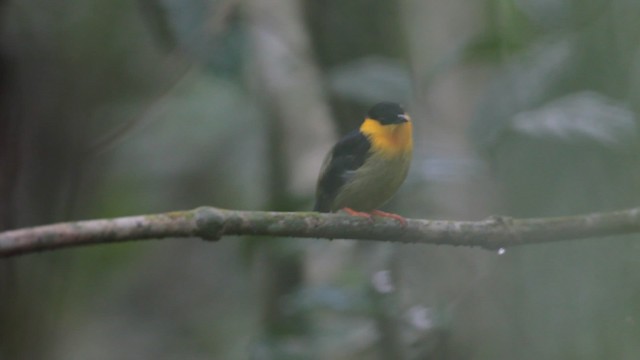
[2,207,640,257]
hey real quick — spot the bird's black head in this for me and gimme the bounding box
[367,102,409,125]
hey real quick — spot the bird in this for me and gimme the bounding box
[313,102,412,224]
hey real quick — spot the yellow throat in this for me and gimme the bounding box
[359,117,413,157]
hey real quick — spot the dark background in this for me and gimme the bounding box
[1,0,640,359]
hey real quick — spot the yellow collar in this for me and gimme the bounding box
[359,118,413,157]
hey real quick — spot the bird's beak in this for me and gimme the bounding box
[397,114,410,123]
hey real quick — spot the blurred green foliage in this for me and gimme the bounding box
[1,0,640,359]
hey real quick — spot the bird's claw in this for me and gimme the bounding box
[341,208,407,227]
[371,210,408,227]
[341,207,374,223]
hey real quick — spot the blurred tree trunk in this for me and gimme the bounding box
[305,0,414,358]
[0,1,186,358]
[303,0,414,358]
[246,0,334,357]
[304,0,406,133]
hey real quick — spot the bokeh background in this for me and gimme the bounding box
[2,0,640,359]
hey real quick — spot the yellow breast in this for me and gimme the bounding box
[359,118,413,157]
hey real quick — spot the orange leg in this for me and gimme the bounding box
[371,210,408,226]
[341,207,373,221]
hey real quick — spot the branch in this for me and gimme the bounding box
[2,206,640,257]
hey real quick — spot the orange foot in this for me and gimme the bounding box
[341,208,407,226]
[341,207,373,222]
[371,210,408,226]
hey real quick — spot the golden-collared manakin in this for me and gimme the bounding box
[313,102,413,223]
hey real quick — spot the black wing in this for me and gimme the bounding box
[314,130,371,212]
